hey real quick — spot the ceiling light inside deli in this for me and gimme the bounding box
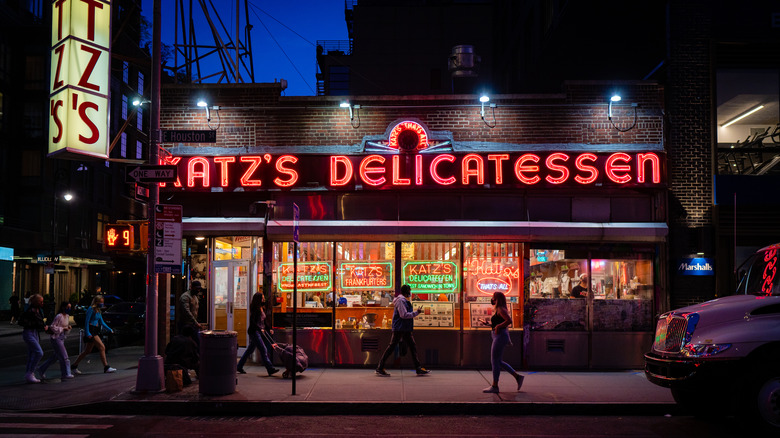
[48,0,112,160]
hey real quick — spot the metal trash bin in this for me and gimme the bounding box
[199,330,238,395]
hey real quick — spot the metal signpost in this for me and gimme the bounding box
[292,203,300,395]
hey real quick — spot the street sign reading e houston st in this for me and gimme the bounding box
[161,130,216,143]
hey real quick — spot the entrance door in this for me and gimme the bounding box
[212,260,249,345]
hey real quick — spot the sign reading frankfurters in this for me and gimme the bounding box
[338,261,394,290]
[159,151,665,191]
[49,0,112,160]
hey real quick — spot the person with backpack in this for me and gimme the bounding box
[375,284,430,377]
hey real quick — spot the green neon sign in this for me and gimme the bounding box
[402,261,459,293]
[277,261,332,292]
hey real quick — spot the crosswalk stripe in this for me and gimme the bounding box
[0,423,112,429]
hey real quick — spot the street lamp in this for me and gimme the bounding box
[50,168,74,300]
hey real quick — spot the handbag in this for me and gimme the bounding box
[165,369,183,392]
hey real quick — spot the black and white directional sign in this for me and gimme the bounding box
[125,165,178,183]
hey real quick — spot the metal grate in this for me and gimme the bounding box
[546,339,565,353]
[652,316,688,352]
[361,338,379,351]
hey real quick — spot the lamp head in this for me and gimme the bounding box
[610,94,622,102]
[132,99,141,107]
[63,193,73,202]
[479,95,490,103]
[197,99,208,108]
[339,101,350,108]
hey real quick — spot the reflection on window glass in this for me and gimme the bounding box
[464,242,522,329]
[214,236,251,260]
[333,242,395,330]
[273,242,333,310]
[590,259,653,300]
[401,242,459,329]
[528,248,587,299]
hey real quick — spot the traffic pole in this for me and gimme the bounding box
[135,0,164,392]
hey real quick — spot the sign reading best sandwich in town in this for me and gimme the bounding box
[49,0,112,160]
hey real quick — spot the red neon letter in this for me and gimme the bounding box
[187,157,210,188]
[359,155,387,186]
[487,154,509,184]
[50,99,63,143]
[240,156,262,186]
[514,154,541,185]
[77,45,102,91]
[574,153,599,184]
[430,154,456,185]
[462,154,485,185]
[77,101,99,144]
[545,153,570,184]
[274,155,299,187]
[606,153,632,184]
[330,156,353,186]
[160,156,182,187]
[415,154,423,185]
[213,157,235,187]
[636,153,661,184]
[392,155,411,185]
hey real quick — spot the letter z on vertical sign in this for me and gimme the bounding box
[49,0,112,159]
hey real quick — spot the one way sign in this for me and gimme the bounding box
[125,165,178,183]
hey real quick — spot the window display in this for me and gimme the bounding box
[334,242,396,329]
[273,242,333,311]
[528,249,587,299]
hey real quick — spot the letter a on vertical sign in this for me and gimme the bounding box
[49,0,112,160]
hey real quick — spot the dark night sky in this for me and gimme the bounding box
[141,0,347,96]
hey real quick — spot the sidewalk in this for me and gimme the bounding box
[0,345,679,417]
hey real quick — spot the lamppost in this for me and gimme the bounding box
[50,168,73,303]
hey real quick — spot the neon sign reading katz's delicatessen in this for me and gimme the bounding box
[159,151,665,191]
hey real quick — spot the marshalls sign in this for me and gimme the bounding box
[49,0,112,160]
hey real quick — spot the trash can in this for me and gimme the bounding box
[199,330,238,395]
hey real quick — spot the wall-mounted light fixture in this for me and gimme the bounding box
[721,105,764,128]
[340,101,360,128]
[196,99,220,130]
[480,94,496,128]
[608,93,637,132]
[195,236,205,241]
[132,98,150,107]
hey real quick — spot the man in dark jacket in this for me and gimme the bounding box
[375,284,430,377]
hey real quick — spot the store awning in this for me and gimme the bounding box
[183,217,666,242]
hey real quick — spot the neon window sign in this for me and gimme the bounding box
[277,261,332,292]
[403,261,459,294]
[464,259,521,297]
[338,261,394,290]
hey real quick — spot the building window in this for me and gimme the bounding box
[25,55,45,90]
[96,213,108,243]
[27,0,44,21]
[122,61,129,83]
[464,242,522,329]
[0,91,4,130]
[120,132,127,158]
[401,242,459,329]
[525,248,588,331]
[136,140,143,160]
[137,72,144,95]
[136,106,143,131]
[273,241,334,314]
[333,242,396,328]
[23,101,44,138]
[328,66,350,96]
[121,95,128,120]
[21,150,41,177]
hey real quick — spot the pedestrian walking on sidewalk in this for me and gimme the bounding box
[18,294,48,383]
[9,293,20,324]
[375,284,430,377]
[71,296,116,374]
[37,302,75,380]
[482,292,524,393]
[237,292,279,376]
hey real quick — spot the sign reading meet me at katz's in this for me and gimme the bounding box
[159,151,665,191]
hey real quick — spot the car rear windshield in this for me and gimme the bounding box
[737,247,779,296]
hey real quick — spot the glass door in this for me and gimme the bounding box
[212,260,250,345]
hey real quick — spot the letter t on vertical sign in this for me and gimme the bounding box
[49,0,112,160]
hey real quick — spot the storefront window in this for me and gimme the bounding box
[272,242,334,329]
[591,257,654,331]
[525,248,588,331]
[334,242,396,329]
[401,242,459,329]
[464,242,522,329]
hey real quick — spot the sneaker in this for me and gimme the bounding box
[237,368,247,374]
[72,368,82,375]
[25,373,40,384]
[482,386,499,393]
[375,368,390,377]
[104,366,116,373]
[62,374,75,379]
[515,375,524,391]
[267,368,280,376]
[415,367,430,375]
[35,369,46,380]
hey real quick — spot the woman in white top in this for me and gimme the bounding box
[36,302,75,380]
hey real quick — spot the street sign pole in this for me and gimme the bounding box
[292,203,299,396]
[136,0,164,393]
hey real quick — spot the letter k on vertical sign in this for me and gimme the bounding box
[49,0,112,160]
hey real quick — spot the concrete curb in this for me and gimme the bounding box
[47,400,683,417]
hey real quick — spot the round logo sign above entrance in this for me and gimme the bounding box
[388,120,429,152]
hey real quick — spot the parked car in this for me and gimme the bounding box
[73,294,124,328]
[644,243,780,430]
[102,302,145,346]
